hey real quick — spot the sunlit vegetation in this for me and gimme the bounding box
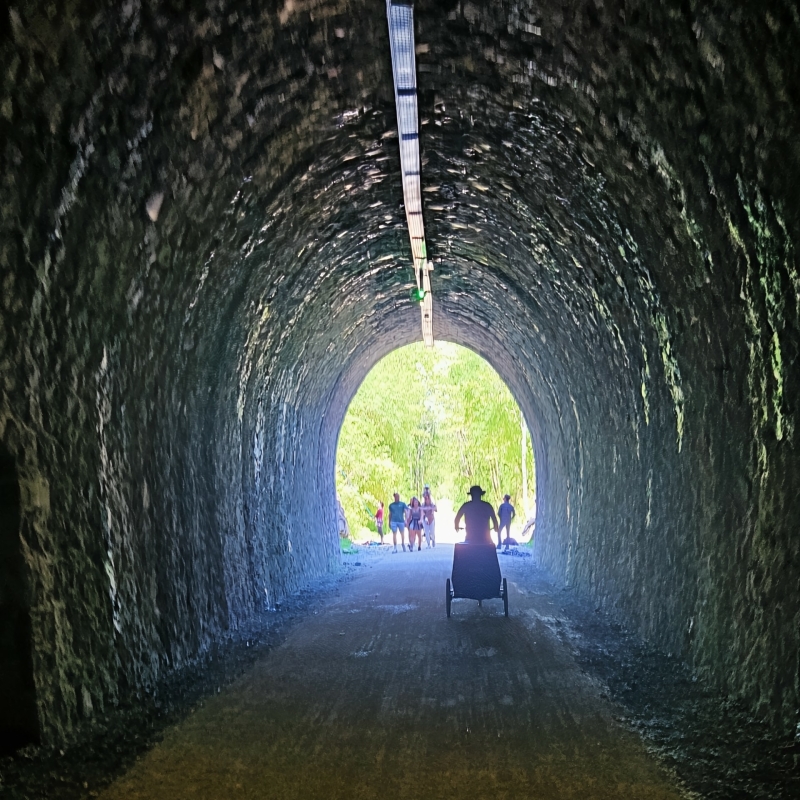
[336,342,535,539]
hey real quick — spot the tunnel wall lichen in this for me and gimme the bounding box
[1,0,798,744]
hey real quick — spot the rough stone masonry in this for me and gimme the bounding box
[0,0,798,747]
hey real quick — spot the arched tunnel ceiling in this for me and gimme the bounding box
[0,0,798,744]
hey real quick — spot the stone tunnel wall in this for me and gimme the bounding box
[1,0,798,744]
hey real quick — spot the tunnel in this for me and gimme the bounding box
[0,0,798,763]
[0,441,39,753]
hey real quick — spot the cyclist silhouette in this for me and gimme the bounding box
[454,485,499,545]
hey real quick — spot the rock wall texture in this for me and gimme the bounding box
[0,0,798,744]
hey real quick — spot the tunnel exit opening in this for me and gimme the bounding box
[335,342,536,545]
[0,444,39,753]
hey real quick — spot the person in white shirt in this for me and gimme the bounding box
[421,484,437,548]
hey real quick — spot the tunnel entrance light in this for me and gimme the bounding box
[386,0,434,346]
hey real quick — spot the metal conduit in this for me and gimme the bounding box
[386,0,434,346]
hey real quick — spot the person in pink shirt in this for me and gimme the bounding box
[375,501,385,544]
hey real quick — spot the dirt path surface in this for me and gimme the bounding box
[98,545,683,800]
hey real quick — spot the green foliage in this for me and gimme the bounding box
[336,343,535,538]
[340,537,359,554]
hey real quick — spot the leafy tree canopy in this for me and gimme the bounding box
[336,342,535,538]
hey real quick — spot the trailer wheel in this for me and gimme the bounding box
[446,578,452,618]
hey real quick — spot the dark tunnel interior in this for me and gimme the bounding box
[0,0,798,755]
[0,442,39,753]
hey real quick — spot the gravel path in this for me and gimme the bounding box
[98,545,682,800]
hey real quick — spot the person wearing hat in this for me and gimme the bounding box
[454,485,499,545]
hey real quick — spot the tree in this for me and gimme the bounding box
[336,343,535,538]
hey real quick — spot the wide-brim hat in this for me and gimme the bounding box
[468,485,486,496]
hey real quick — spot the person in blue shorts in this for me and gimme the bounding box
[388,492,409,552]
[407,496,423,551]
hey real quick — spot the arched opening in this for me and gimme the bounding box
[335,342,536,545]
[0,444,39,753]
[0,2,797,781]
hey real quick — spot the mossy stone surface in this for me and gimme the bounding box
[0,0,798,744]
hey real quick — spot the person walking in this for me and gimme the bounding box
[388,493,409,552]
[497,494,516,549]
[375,501,385,544]
[421,485,437,548]
[406,496,424,552]
[454,485,499,545]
